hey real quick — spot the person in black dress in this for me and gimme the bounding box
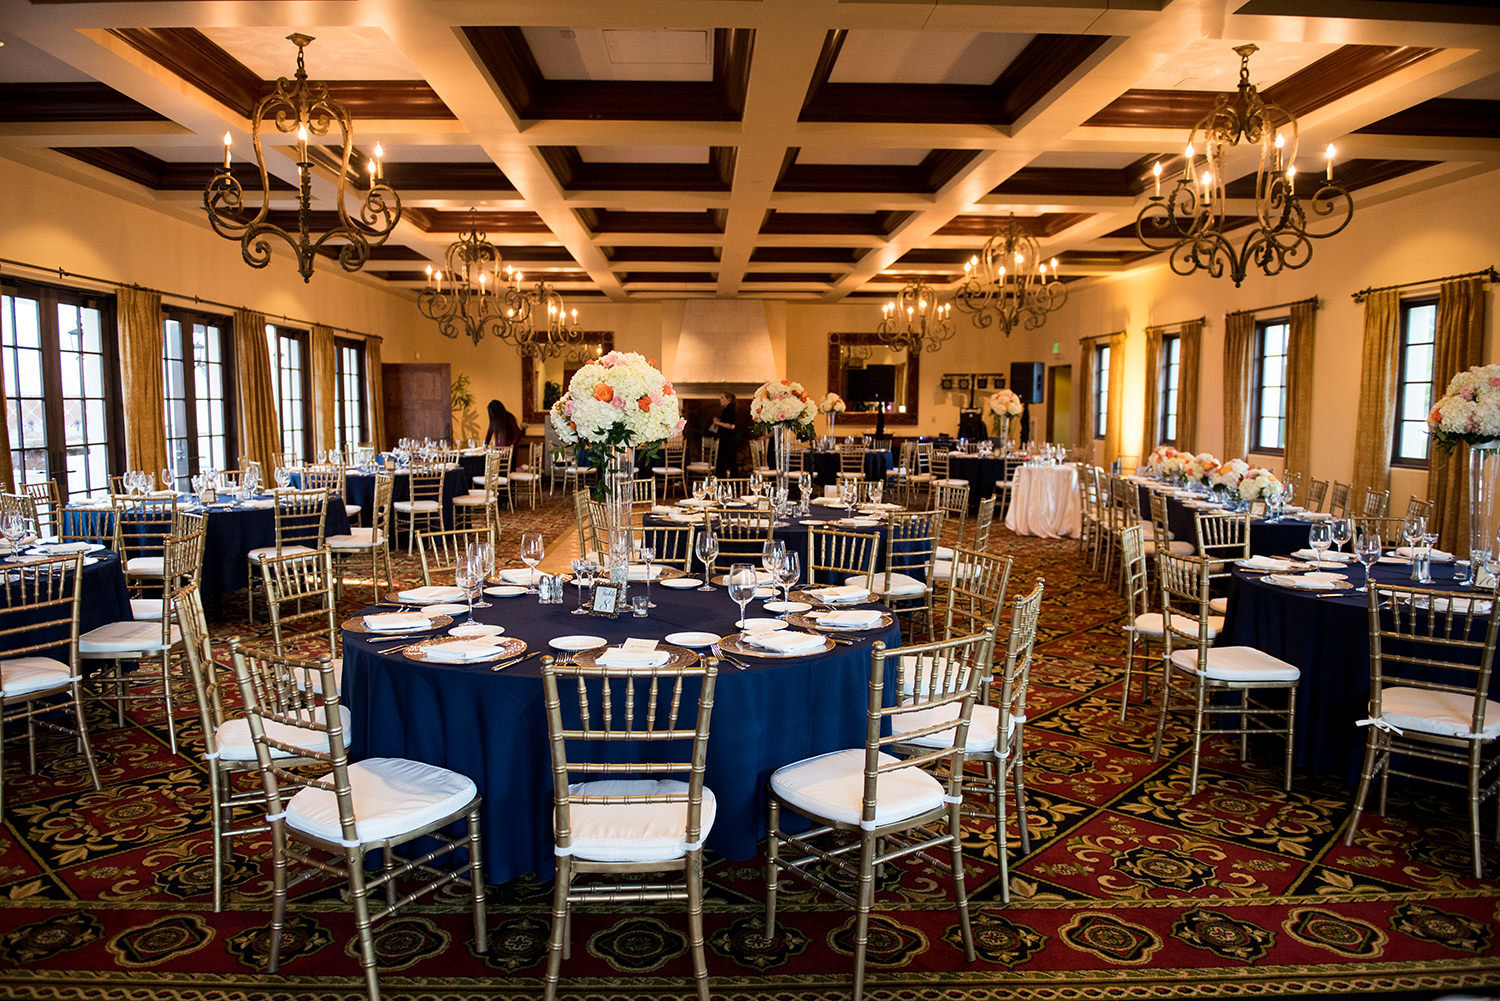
[712,391,740,477]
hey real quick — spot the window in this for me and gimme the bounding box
[266,324,311,464]
[333,338,367,452]
[2,279,120,500]
[1159,333,1181,445]
[1251,318,1290,452]
[1092,343,1110,439]
[162,307,235,490]
[1392,298,1438,466]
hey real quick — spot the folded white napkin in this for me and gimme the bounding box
[1269,574,1335,590]
[499,568,543,584]
[1292,511,1333,522]
[627,564,663,581]
[651,505,674,515]
[34,542,93,554]
[812,609,883,629]
[424,639,506,663]
[1419,595,1493,614]
[597,647,671,668]
[242,499,275,509]
[1292,548,1355,563]
[5,553,51,565]
[1395,546,1455,561]
[811,498,847,507]
[743,630,827,654]
[1240,556,1292,571]
[363,612,432,632]
[810,584,870,603]
[397,585,467,603]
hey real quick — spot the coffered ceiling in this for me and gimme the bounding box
[2,0,1498,302]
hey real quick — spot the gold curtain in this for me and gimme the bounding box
[0,367,13,490]
[1076,337,1097,453]
[1222,310,1255,458]
[1140,326,1162,459]
[1350,289,1401,499]
[1176,319,1202,453]
[233,308,280,473]
[366,335,385,451]
[310,324,337,454]
[1429,276,1488,551]
[1105,330,1126,466]
[1283,299,1318,477]
[117,287,170,478]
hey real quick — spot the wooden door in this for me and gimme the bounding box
[1046,364,1072,443]
[382,363,452,443]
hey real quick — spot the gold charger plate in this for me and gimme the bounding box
[403,635,526,663]
[719,631,836,659]
[572,643,698,670]
[343,613,453,635]
[786,610,894,633]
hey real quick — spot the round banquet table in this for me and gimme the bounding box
[805,449,894,486]
[341,583,902,882]
[1004,464,1081,538]
[2,549,131,635]
[1220,559,1495,780]
[1135,482,1316,556]
[944,455,1027,511]
[304,466,467,536]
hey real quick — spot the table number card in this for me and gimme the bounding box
[590,583,622,618]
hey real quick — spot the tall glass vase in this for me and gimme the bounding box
[1469,441,1500,573]
[772,424,791,512]
[602,446,635,602]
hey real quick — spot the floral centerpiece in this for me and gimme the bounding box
[818,391,846,432]
[750,379,818,439]
[1145,445,1185,476]
[1428,364,1500,450]
[550,351,683,463]
[1237,467,1285,503]
[1210,457,1249,492]
[1185,452,1221,488]
[987,389,1023,436]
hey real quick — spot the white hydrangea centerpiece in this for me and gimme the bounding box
[987,389,1023,434]
[549,351,684,490]
[750,379,818,439]
[1238,467,1285,503]
[1428,364,1500,450]
[817,392,846,415]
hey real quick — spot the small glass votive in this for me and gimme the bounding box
[631,595,649,617]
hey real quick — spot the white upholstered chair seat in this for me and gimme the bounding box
[849,572,928,598]
[770,748,945,828]
[509,471,540,481]
[1167,646,1300,683]
[343,504,362,520]
[935,477,968,487]
[124,556,165,576]
[248,544,314,562]
[78,620,181,654]
[296,657,343,695]
[1210,597,1229,614]
[1132,612,1224,640]
[129,597,166,620]
[892,702,1007,754]
[214,703,354,762]
[930,559,981,583]
[1,656,76,697]
[1376,687,1500,740]
[650,466,684,476]
[934,545,957,562]
[1144,538,1197,556]
[560,778,718,862]
[287,757,477,845]
[452,493,488,506]
[327,528,382,550]
[391,499,442,513]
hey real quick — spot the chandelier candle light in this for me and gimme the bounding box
[500,268,583,359]
[876,277,957,354]
[205,34,401,283]
[416,212,510,346]
[1135,44,1353,287]
[952,214,1068,335]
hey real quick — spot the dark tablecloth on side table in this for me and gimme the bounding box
[806,450,894,486]
[338,467,467,538]
[1137,483,1315,556]
[945,455,1026,510]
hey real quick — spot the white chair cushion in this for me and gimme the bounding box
[214,703,354,762]
[899,654,964,695]
[297,656,343,696]
[392,500,442,513]
[686,462,712,472]
[78,620,180,655]
[651,467,684,476]
[1209,596,1229,614]
[287,757,477,845]
[472,476,486,488]
[452,494,487,506]
[852,572,928,598]
[1378,686,1500,740]
[935,545,957,562]
[129,597,165,620]
[770,748,945,829]
[892,702,1004,753]
[561,778,717,863]
[327,528,382,550]
[1132,612,1224,640]
[124,556,165,576]
[248,544,315,561]
[1168,645,1300,683]
[509,472,539,481]
[936,478,968,487]
[931,559,983,583]
[1,656,76,697]
[1144,538,1197,556]
[343,504,362,518]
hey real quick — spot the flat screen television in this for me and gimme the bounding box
[845,365,897,405]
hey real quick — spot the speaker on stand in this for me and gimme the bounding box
[1009,362,1045,444]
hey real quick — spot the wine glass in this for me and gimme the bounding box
[1402,514,1426,563]
[636,543,656,608]
[727,563,758,629]
[519,531,545,594]
[761,538,785,583]
[470,540,494,608]
[1307,522,1332,563]
[868,480,883,506]
[1421,528,1441,583]
[840,479,858,508]
[777,552,800,612]
[695,530,719,591]
[2,512,27,554]
[798,471,814,513]
[1356,529,1382,593]
[571,557,596,614]
[1331,518,1352,559]
[455,554,481,619]
[274,466,291,490]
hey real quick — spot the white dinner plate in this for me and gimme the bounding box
[484,585,526,598]
[449,622,505,638]
[422,603,469,616]
[550,634,608,651]
[763,600,812,614]
[737,617,788,632]
[664,631,721,649]
[397,585,467,604]
[659,577,701,589]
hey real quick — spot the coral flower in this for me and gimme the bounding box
[594,383,614,402]
[638,395,652,412]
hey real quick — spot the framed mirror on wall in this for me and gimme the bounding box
[827,333,919,425]
[521,332,614,424]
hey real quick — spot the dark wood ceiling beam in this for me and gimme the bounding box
[615,272,718,284]
[378,162,514,191]
[606,247,720,263]
[1355,98,1500,137]
[55,146,294,191]
[404,208,550,233]
[0,83,170,123]
[760,210,910,236]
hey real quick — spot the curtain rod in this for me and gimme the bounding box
[1226,296,1319,318]
[0,256,380,342]
[1350,266,1498,304]
[1078,329,1125,343]
[1144,315,1207,333]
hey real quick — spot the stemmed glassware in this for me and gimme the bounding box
[571,557,598,614]
[636,543,657,608]
[1330,517,1352,559]
[798,471,813,514]
[470,540,494,607]
[727,563,758,629]
[695,530,719,591]
[840,479,858,508]
[274,466,292,490]
[761,538,786,585]
[519,531,545,594]
[455,554,481,620]
[777,552,800,612]
[1355,529,1382,592]
[867,480,883,506]
[1401,514,1426,580]
[1307,522,1333,562]
[2,512,28,553]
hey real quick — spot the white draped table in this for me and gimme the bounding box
[1004,463,1081,539]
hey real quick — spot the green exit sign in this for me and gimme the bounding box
[1052,341,1060,354]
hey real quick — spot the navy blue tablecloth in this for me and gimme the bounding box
[806,450,894,486]
[1220,560,1493,780]
[341,584,901,882]
[945,455,1025,510]
[3,551,131,639]
[1137,483,1313,556]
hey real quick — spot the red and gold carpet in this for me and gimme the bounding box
[2,496,1496,999]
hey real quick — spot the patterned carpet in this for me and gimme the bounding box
[2,494,1497,1000]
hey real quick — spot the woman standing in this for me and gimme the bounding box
[712,391,740,477]
[485,399,522,447]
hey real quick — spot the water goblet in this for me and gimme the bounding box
[761,538,785,581]
[1331,517,1352,559]
[777,552,800,611]
[727,563,758,629]
[868,480,883,505]
[695,531,719,591]
[2,512,27,553]
[571,557,596,614]
[1356,529,1382,592]
[455,557,481,620]
[471,540,494,607]
[1307,522,1332,563]
[519,531,545,594]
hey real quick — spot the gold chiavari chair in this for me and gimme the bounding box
[686,437,716,483]
[60,502,120,550]
[1152,552,1300,796]
[1358,486,1390,518]
[261,547,340,681]
[706,507,776,574]
[0,553,99,816]
[750,438,772,477]
[1078,466,1104,567]
[22,479,60,540]
[631,477,657,512]
[1195,510,1252,615]
[392,464,445,554]
[933,494,998,585]
[1404,495,1433,522]
[303,464,359,524]
[247,488,329,622]
[711,477,755,500]
[639,521,695,572]
[327,472,395,602]
[1305,477,1329,512]
[1329,480,1353,517]
[116,494,178,594]
[1119,525,1222,721]
[765,626,993,1001]
[131,524,205,622]
[540,654,719,1001]
[480,445,514,511]
[1280,471,1303,507]
[508,442,543,509]
[864,509,944,633]
[417,526,497,587]
[1344,582,1500,879]
[1149,490,1196,560]
[230,641,487,1001]
[651,437,688,499]
[575,491,600,558]
[932,481,970,552]
[838,443,864,477]
[806,525,879,589]
[453,450,503,530]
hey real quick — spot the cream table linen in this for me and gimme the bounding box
[1004,464,1081,539]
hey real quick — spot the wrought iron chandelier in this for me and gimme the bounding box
[500,272,583,359]
[875,277,957,354]
[204,34,401,283]
[416,213,510,346]
[1135,44,1353,287]
[951,214,1067,335]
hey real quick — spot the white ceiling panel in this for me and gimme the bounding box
[1132,40,1341,92]
[524,27,714,82]
[0,34,92,82]
[201,27,423,80]
[830,31,1033,85]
